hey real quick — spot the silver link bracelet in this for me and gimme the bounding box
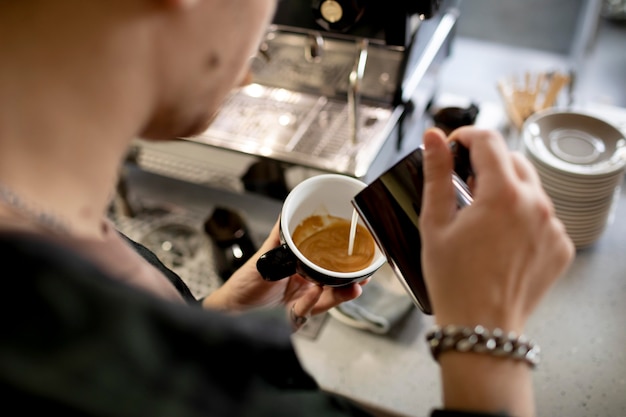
[426,324,540,368]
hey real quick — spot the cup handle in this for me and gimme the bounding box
[256,243,298,281]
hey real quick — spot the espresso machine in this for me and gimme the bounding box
[114,0,461,308]
[132,0,461,188]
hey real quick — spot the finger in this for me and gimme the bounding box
[510,151,541,185]
[311,283,363,315]
[240,218,282,274]
[293,284,324,318]
[255,217,281,255]
[330,282,364,302]
[447,127,517,196]
[421,128,456,228]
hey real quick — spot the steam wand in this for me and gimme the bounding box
[348,38,369,145]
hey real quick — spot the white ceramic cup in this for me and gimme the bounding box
[256,174,386,286]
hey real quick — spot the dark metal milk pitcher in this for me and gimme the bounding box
[351,143,473,314]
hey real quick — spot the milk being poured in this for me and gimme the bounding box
[348,208,359,256]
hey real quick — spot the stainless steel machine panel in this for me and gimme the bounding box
[187,84,401,178]
[249,29,405,103]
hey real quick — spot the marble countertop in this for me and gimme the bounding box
[293,181,626,417]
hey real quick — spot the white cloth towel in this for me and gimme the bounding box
[331,265,414,334]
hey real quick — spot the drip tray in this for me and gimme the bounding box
[112,208,223,299]
[187,84,400,178]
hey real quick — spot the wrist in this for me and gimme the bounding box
[438,352,535,417]
[433,308,526,336]
[427,325,540,369]
[201,287,237,312]
[426,324,538,417]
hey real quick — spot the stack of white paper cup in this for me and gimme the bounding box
[522,109,626,248]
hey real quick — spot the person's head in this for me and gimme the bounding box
[138,0,278,140]
[0,0,277,142]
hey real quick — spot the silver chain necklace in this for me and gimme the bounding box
[0,183,70,234]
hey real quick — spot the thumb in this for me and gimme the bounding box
[420,128,456,228]
[258,217,281,253]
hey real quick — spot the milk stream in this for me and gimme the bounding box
[348,208,359,256]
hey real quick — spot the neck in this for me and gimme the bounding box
[0,90,131,239]
[0,184,73,236]
[0,1,153,239]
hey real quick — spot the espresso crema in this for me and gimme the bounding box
[292,214,375,273]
